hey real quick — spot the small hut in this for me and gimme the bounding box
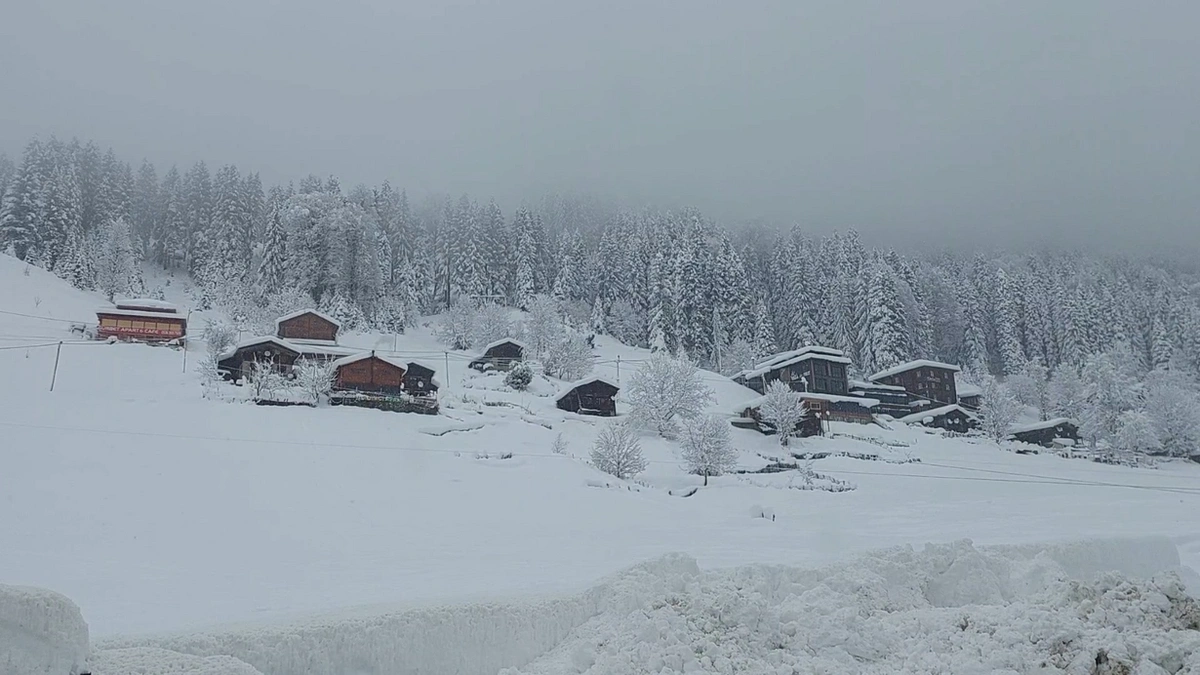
[1008,418,1080,448]
[403,361,441,396]
[332,352,407,395]
[469,339,526,371]
[556,377,619,416]
[275,309,341,343]
[96,299,187,343]
[899,404,977,433]
[217,337,301,381]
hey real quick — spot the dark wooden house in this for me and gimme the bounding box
[734,346,852,396]
[1009,418,1080,448]
[469,339,526,371]
[275,309,341,343]
[868,360,962,409]
[403,361,441,396]
[556,377,619,416]
[731,398,823,438]
[96,299,187,343]
[217,337,301,381]
[957,382,983,411]
[801,393,879,425]
[900,404,977,433]
[332,352,407,395]
[849,380,911,417]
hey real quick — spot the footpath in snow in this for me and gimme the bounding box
[6,536,1196,675]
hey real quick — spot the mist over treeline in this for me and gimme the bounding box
[2,135,1199,384]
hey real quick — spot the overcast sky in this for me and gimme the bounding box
[2,1,1198,253]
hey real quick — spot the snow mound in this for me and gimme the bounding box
[505,537,1200,675]
[97,554,700,675]
[89,648,264,675]
[0,584,89,675]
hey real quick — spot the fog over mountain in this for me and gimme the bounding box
[2,1,1198,253]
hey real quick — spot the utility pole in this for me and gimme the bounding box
[615,355,621,384]
[182,309,193,373]
[50,341,63,392]
[443,351,450,389]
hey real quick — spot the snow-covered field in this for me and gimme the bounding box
[3,254,1200,673]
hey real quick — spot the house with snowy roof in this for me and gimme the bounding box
[96,298,187,343]
[733,345,852,396]
[555,376,618,416]
[469,338,526,372]
[868,359,962,410]
[898,404,977,433]
[1008,418,1079,448]
[275,309,340,344]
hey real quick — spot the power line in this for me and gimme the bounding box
[0,308,90,324]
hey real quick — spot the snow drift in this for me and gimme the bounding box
[0,584,89,675]
[91,536,1197,675]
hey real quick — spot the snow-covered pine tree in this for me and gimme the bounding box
[0,139,48,261]
[511,208,538,309]
[131,161,159,257]
[861,259,909,374]
[95,217,139,302]
[256,204,287,301]
[992,267,1026,375]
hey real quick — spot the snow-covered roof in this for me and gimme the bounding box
[868,359,962,382]
[737,348,853,380]
[218,336,301,361]
[97,307,189,321]
[957,383,983,398]
[849,379,907,392]
[898,404,973,424]
[114,297,179,313]
[294,343,359,357]
[476,338,527,356]
[273,308,342,329]
[555,376,619,401]
[331,351,410,371]
[731,392,878,414]
[1008,418,1077,435]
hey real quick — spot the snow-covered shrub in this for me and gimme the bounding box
[294,359,336,405]
[591,421,646,479]
[758,380,804,446]
[469,302,514,349]
[979,376,1022,442]
[717,338,759,377]
[627,352,713,438]
[1143,369,1200,457]
[551,433,568,455]
[436,300,475,350]
[542,330,592,380]
[1049,364,1086,420]
[505,362,534,391]
[245,360,285,401]
[521,294,564,356]
[681,415,737,484]
[1008,359,1051,419]
[1080,345,1142,446]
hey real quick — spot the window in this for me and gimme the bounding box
[101,318,116,327]
[117,320,132,328]
[830,364,844,378]
[814,361,828,376]
[131,321,145,330]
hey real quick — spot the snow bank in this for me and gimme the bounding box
[90,648,263,675]
[97,554,699,675]
[0,584,89,675]
[507,536,1200,675]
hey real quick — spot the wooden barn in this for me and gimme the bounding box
[275,309,340,343]
[332,352,407,395]
[730,397,823,438]
[217,337,301,381]
[556,377,618,416]
[869,360,962,409]
[469,338,526,371]
[96,299,187,343]
[1009,418,1080,448]
[733,346,852,396]
[899,404,977,433]
[957,382,983,411]
[403,361,441,396]
[849,380,911,417]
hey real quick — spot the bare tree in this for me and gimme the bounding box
[681,415,737,485]
[245,360,284,402]
[294,359,336,405]
[627,352,713,438]
[591,421,647,479]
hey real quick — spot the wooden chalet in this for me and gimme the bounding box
[730,398,823,438]
[96,299,187,343]
[801,392,879,425]
[217,337,301,381]
[1009,418,1080,448]
[404,361,441,396]
[469,338,526,371]
[734,346,852,396]
[899,404,977,433]
[868,360,962,410]
[275,309,340,343]
[957,381,983,411]
[849,380,911,417]
[332,352,407,395]
[556,377,618,416]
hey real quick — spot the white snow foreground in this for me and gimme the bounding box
[81,537,1196,675]
[0,584,89,675]
[88,648,263,675]
[508,537,1200,675]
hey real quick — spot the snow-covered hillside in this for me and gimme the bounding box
[3,252,1200,673]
